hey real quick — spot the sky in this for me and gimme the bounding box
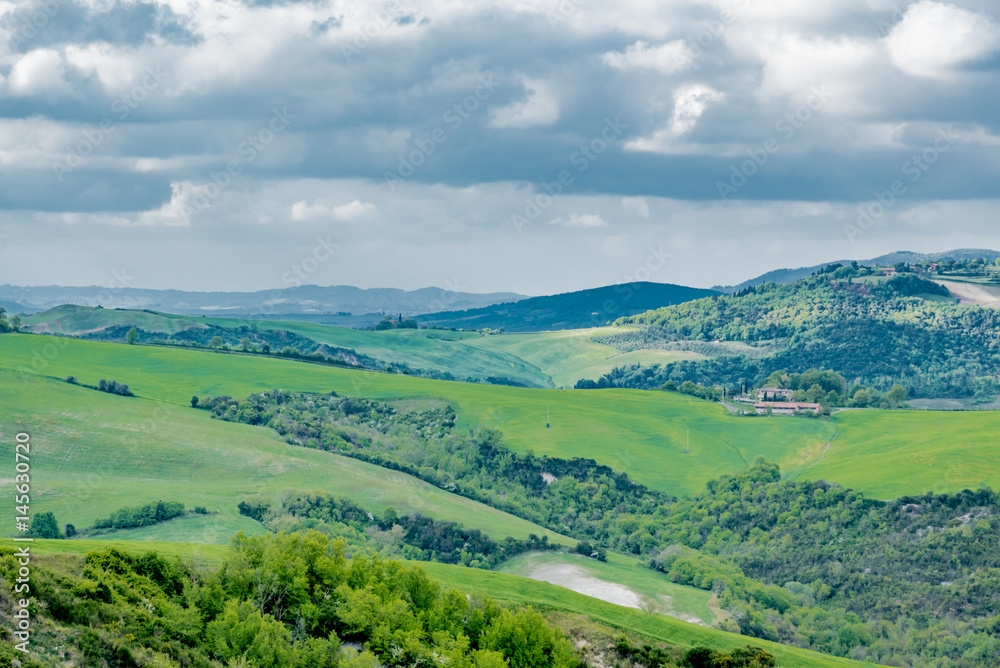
[0,0,998,295]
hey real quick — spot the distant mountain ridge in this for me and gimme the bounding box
[713,249,1000,294]
[0,284,527,319]
[415,282,720,332]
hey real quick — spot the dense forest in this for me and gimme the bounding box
[200,389,1000,666]
[601,270,1000,401]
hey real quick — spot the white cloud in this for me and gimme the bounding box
[549,213,606,228]
[489,76,560,129]
[601,40,695,75]
[624,84,726,155]
[9,49,72,97]
[291,199,376,222]
[137,181,203,226]
[621,197,650,217]
[885,1,1000,78]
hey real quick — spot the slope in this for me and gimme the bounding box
[0,369,568,545]
[415,282,720,331]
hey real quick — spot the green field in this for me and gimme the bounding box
[0,369,569,545]
[790,409,1000,498]
[25,306,701,388]
[30,537,230,565]
[4,333,1000,499]
[26,538,875,667]
[0,334,838,498]
[497,551,718,626]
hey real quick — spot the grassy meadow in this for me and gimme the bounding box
[0,333,836,498]
[25,306,703,388]
[0,369,568,544]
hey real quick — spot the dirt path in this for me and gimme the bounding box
[934,280,1000,309]
[517,561,708,626]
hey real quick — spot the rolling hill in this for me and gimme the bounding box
[0,282,526,321]
[2,333,998,500]
[414,282,720,331]
[713,248,1000,293]
[23,305,707,388]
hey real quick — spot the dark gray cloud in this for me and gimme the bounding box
[0,0,998,291]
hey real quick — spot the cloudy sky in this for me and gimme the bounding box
[0,0,998,294]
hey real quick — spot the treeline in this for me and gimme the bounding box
[0,306,21,333]
[239,491,559,569]
[0,532,584,668]
[201,389,670,540]
[604,273,1000,401]
[93,500,186,530]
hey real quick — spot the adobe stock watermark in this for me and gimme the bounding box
[677,0,753,66]
[843,127,959,244]
[9,0,62,49]
[547,0,586,28]
[180,107,295,220]
[384,73,501,191]
[341,1,403,63]
[51,66,168,182]
[717,85,831,201]
[510,116,628,234]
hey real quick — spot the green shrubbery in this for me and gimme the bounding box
[92,500,185,531]
[0,533,583,668]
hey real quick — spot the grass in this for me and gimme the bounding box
[787,409,1000,498]
[459,327,703,388]
[3,334,999,500]
[25,306,705,388]
[26,538,876,667]
[420,563,879,668]
[497,550,717,626]
[0,369,569,545]
[30,537,230,566]
[0,334,836,498]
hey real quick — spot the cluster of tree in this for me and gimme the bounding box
[572,541,607,562]
[0,532,582,668]
[92,500,186,531]
[0,306,21,333]
[97,378,134,397]
[603,273,1000,401]
[374,314,420,330]
[240,491,559,569]
[681,645,776,668]
[202,390,670,540]
[937,257,1000,277]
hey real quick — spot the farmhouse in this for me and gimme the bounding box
[755,401,822,416]
[757,387,794,401]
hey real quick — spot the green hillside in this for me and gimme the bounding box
[0,369,568,544]
[612,270,1000,402]
[497,551,718,626]
[0,333,836,498]
[4,333,1000,499]
[420,563,878,668]
[25,538,877,668]
[25,305,703,388]
[414,281,720,331]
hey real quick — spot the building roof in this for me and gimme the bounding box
[754,402,822,410]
